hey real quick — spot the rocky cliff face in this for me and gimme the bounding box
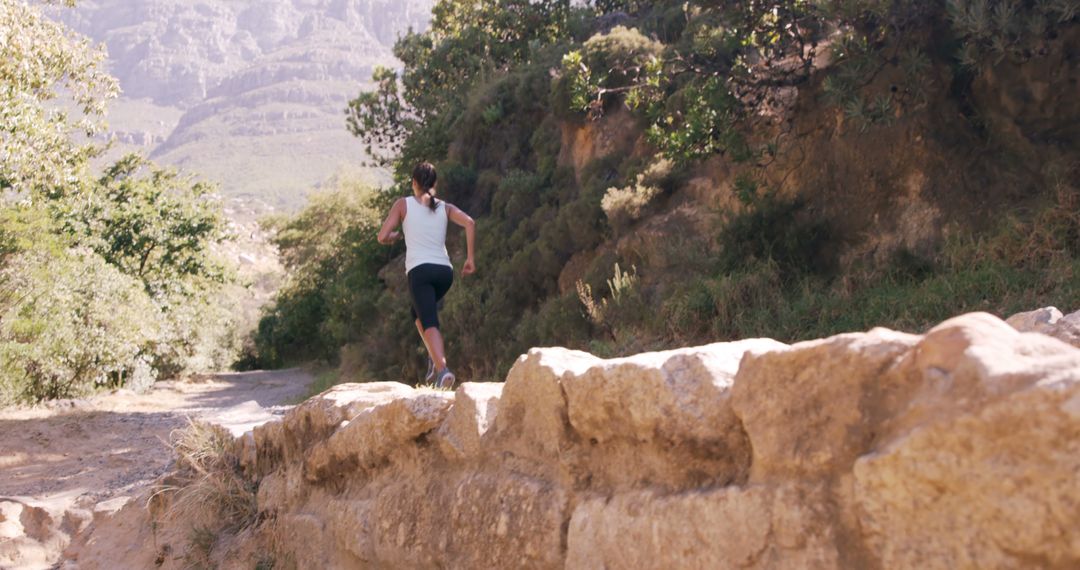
[59,309,1080,569]
[51,0,432,207]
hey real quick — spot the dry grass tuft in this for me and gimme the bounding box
[151,417,259,563]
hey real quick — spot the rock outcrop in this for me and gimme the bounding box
[1007,306,1080,349]
[62,312,1080,569]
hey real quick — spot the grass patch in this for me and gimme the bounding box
[660,247,1079,346]
[655,182,1080,345]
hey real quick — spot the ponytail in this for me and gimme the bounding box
[426,188,437,211]
[412,162,439,212]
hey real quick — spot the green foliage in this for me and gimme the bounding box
[662,201,1080,345]
[0,0,118,194]
[345,66,410,167]
[0,178,237,403]
[644,76,750,164]
[947,0,1080,66]
[67,154,228,297]
[455,53,564,174]
[718,188,833,279]
[250,181,386,368]
[264,180,380,273]
[347,0,578,181]
[558,26,663,116]
[562,2,815,162]
[0,233,159,402]
[0,3,237,404]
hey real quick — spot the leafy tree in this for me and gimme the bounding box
[0,1,238,402]
[346,67,412,167]
[59,154,229,297]
[346,0,576,178]
[252,181,387,367]
[0,0,118,195]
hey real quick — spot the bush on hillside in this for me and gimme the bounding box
[714,175,833,279]
[558,26,663,116]
[0,243,159,402]
[947,0,1080,67]
[601,158,675,232]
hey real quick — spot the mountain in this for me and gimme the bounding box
[53,0,433,209]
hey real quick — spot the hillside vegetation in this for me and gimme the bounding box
[1,0,239,404]
[252,0,1080,383]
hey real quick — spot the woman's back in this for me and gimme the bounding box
[402,196,451,273]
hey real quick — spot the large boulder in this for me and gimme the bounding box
[853,313,1080,569]
[490,348,596,460]
[435,382,503,461]
[731,328,920,481]
[561,339,785,491]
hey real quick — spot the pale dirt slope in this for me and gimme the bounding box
[0,369,314,570]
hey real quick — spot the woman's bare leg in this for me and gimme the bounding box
[415,319,435,360]
[422,326,447,371]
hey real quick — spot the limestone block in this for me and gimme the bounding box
[492,348,597,458]
[435,382,503,460]
[304,390,454,482]
[854,375,1080,568]
[732,328,919,480]
[1005,306,1063,332]
[278,513,331,569]
[282,382,416,452]
[1060,309,1080,347]
[566,483,840,569]
[373,472,567,569]
[330,499,374,564]
[888,312,1080,436]
[563,339,786,446]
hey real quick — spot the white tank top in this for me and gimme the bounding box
[402,196,452,273]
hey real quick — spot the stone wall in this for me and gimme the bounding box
[64,311,1080,569]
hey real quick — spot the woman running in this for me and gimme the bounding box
[377,162,476,389]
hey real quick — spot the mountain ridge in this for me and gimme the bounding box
[52,0,434,208]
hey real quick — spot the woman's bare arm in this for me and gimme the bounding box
[446,203,476,275]
[377,198,406,244]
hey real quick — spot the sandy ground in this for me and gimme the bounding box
[0,369,315,570]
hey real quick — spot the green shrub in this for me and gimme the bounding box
[947,0,1080,67]
[0,245,159,403]
[250,181,387,368]
[558,26,663,116]
[492,170,547,227]
[718,189,833,279]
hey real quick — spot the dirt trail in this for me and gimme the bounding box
[0,369,315,570]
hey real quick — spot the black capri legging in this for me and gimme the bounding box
[408,263,454,330]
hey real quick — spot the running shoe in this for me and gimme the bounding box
[435,368,457,390]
